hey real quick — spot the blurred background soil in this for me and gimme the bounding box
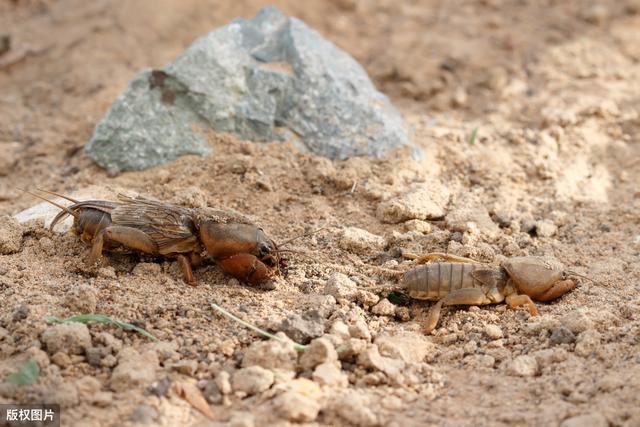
[1,1,639,426]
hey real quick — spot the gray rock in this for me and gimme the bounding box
[279,310,325,344]
[549,326,576,345]
[86,6,410,172]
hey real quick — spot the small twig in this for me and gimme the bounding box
[210,302,307,352]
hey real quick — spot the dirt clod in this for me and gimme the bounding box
[64,284,98,313]
[0,216,23,254]
[41,323,91,355]
[110,348,158,392]
[232,366,274,396]
[273,390,321,423]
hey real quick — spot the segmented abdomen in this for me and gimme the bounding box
[403,262,489,300]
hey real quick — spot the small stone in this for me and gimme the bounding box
[312,362,348,387]
[110,348,159,392]
[130,404,159,424]
[463,341,478,355]
[0,215,23,254]
[356,290,380,308]
[330,320,351,341]
[348,318,371,341]
[445,193,499,238]
[85,347,106,367]
[331,391,378,427]
[65,284,98,313]
[463,354,495,368]
[561,310,594,334]
[153,341,179,363]
[242,334,298,371]
[534,219,557,237]
[11,305,29,322]
[358,345,405,380]
[90,391,114,407]
[43,382,79,408]
[561,413,608,427]
[339,227,385,255]
[41,323,91,355]
[374,331,434,363]
[232,366,274,395]
[376,184,449,223]
[215,371,232,395]
[371,298,396,317]
[202,380,222,404]
[51,352,72,368]
[403,219,432,233]
[324,272,358,301]
[76,376,101,401]
[299,337,338,371]
[279,310,325,344]
[95,332,123,352]
[132,262,162,276]
[101,354,117,368]
[168,359,198,376]
[574,330,601,357]
[506,355,538,377]
[273,391,320,423]
[484,324,503,340]
[147,377,172,398]
[549,326,576,345]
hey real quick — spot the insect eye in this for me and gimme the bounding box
[258,242,273,256]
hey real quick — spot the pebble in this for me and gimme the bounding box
[242,334,298,371]
[273,391,320,423]
[574,330,601,357]
[232,366,274,396]
[356,290,380,308]
[0,215,23,254]
[506,355,538,377]
[11,305,29,322]
[129,404,159,424]
[534,219,557,237]
[374,331,434,363]
[561,309,594,334]
[484,324,503,340]
[324,272,358,301]
[110,348,159,392]
[371,298,396,317]
[339,226,385,255]
[376,184,449,223]
[312,362,348,387]
[168,359,198,376]
[299,337,338,371]
[445,193,499,238]
[348,318,372,341]
[153,341,179,363]
[560,413,608,427]
[358,345,405,380]
[215,371,232,395]
[330,320,351,341]
[85,347,106,367]
[550,326,576,345]
[64,284,98,313]
[51,352,72,368]
[41,323,91,355]
[331,391,378,427]
[403,219,432,233]
[464,354,495,368]
[279,311,325,344]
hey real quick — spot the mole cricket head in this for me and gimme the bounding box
[502,256,565,300]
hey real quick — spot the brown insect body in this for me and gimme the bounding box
[400,254,578,333]
[40,192,279,286]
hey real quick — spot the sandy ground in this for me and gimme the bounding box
[1,1,640,426]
